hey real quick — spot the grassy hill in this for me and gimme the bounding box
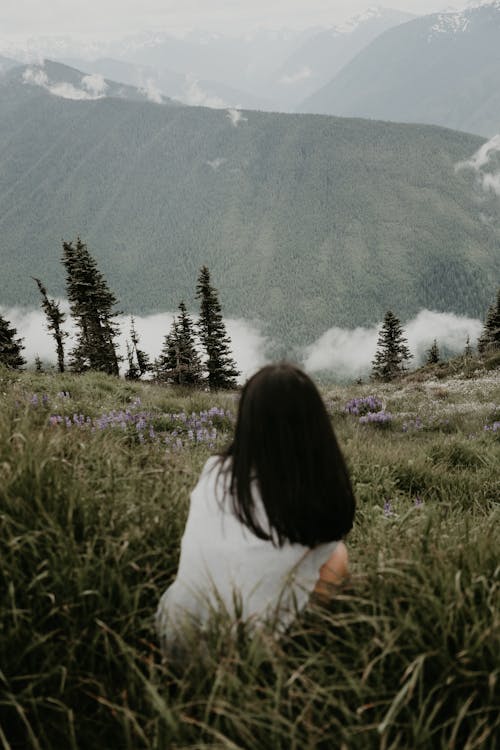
[1,62,499,347]
[0,366,498,747]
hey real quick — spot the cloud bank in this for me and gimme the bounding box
[0,306,268,383]
[23,65,107,100]
[303,309,483,379]
[2,306,485,383]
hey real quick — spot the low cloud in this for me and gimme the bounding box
[279,66,312,85]
[180,75,230,109]
[227,108,247,127]
[456,134,500,196]
[0,306,268,383]
[1,306,483,384]
[206,157,227,171]
[82,72,108,96]
[23,65,107,101]
[303,309,483,379]
[140,78,163,104]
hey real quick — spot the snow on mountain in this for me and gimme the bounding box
[427,0,500,41]
[333,6,386,34]
[428,12,470,39]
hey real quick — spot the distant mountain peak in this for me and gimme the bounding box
[466,0,500,9]
[428,10,471,39]
[427,0,500,41]
[332,6,411,35]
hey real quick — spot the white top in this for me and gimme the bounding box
[156,456,338,643]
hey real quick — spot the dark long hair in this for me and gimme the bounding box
[220,363,355,547]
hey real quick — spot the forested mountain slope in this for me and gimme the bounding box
[299,1,500,138]
[0,62,498,346]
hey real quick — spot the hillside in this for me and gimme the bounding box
[1,366,499,748]
[0,61,499,347]
[271,7,414,110]
[299,1,500,138]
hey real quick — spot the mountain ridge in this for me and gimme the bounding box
[0,61,498,347]
[298,2,500,137]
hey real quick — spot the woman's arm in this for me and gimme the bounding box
[312,541,349,604]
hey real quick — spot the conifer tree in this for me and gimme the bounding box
[125,316,151,380]
[477,288,500,354]
[35,355,43,372]
[196,266,239,390]
[157,318,181,384]
[0,313,26,369]
[371,310,412,381]
[61,237,120,375]
[33,277,66,373]
[464,335,473,359]
[157,302,202,385]
[426,339,440,365]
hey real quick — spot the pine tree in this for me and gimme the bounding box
[196,266,239,390]
[125,316,151,380]
[464,335,473,358]
[478,288,500,354]
[426,339,440,365]
[61,237,121,375]
[0,313,26,369]
[157,318,181,383]
[125,341,139,380]
[157,302,202,385]
[35,355,43,372]
[33,277,66,373]
[371,310,412,381]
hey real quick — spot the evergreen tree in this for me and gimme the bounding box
[157,302,202,385]
[125,341,139,381]
[464,335,473,358]
[426,339,440,365]
[33,277,67,373]
[125,316,151,380]
[371,310,412,381]
[35,355,43,372]
[477,288,500,354]
[61,237,121,375]
[0,313,26,369]
[157,318,181,383]
[196,266,239,390]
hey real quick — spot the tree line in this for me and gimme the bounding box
[1,237,499,384]
[0,238,239,390]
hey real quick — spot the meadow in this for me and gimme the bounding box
[0,361,499,749]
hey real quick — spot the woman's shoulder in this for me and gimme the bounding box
[193,455,230,496]
[200,454,229,478]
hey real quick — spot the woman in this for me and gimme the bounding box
[156,363,355,648]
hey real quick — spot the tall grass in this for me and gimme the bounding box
[0,368,499,748]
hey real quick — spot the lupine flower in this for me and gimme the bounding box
[345,396,383,416]
[414,496,423,507]
[383,499,394,517]
[359,411,393,426]
[46,402,234,452]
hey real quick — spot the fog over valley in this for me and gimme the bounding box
[2,305,483,382]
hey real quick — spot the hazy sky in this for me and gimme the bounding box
[1,0,466,37]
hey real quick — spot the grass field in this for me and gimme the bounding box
[0,363,499,749]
